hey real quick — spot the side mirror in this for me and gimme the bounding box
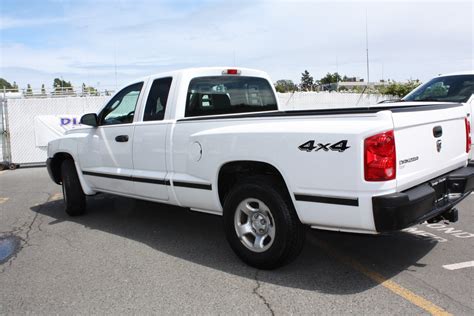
[80,113,99,127]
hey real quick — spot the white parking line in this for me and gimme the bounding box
[442,261,474,270]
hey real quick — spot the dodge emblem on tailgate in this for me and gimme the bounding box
[436,139,442,152]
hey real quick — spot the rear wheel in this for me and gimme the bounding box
[223,176,305,269]
[61,159,86,216]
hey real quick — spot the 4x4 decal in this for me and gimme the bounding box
[298,140,350,152]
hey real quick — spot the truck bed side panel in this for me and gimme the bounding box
[170,113,395,232]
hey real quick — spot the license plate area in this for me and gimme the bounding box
[430,176,448,207]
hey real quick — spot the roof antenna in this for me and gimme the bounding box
[356,9,370,107]
[114,41,118,91]
[365,8,370,87]
[284,90,296,110]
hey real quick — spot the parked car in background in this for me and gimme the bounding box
[382,71,474,159]
[402,71,473,104]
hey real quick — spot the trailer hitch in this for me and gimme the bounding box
[427,208,459,224]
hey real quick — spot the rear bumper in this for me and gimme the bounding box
[373,165,474,232]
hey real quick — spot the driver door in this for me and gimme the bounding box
[79,81,145,195]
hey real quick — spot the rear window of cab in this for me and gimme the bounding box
[185,76,277,117]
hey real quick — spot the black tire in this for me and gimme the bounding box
[223,176,305,269]
[61,159,86,216]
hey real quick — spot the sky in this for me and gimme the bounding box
[0,0,473,90]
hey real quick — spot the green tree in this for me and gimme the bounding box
[53,78,72,88]
[0,78,13,91]
[26,84,33,96]
[351,86,364,93]
[275,80,297,93]
[319,72,342,85]
[82,83,98,95]
[300,70,314,91]
[338,86,348,91]
[53,78,73,94]
[379,80,421,97]
[12,81,19,92]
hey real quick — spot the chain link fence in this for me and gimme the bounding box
[1,96,109,167]
[1,86,116,99]
[277,91,394,110]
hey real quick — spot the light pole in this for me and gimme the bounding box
[365,9,370,87]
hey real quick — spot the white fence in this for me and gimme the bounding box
[1,92,394,166]
[1,86,115,99]
[277,91,393,110]
[6,96,109,164]
[0,99,6,163]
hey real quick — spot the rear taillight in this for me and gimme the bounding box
[465,117,471,153]
[364,130,396,181]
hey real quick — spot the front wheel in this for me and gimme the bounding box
[223,176,305,269]
[61,159,86,216]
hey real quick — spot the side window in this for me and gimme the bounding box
[418,82,449,99]
[99,82,143,125]
[143,77,173,121]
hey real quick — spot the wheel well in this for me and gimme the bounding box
[50,152,74,184]
[217,161,291,207]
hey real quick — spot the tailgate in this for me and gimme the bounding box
[392,104,468,191]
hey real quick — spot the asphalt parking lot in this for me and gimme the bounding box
[0,168,473,315]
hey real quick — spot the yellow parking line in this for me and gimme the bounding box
[0,197,9,204]
[311,236,452,316]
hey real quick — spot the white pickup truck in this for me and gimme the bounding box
[47,67,474,269]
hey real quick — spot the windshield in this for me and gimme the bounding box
[402,75,474,103]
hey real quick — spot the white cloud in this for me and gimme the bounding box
[0,16,68,30]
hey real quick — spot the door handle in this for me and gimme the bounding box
[433,126,443,138]
[115,135,129,142]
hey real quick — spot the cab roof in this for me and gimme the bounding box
[143,67,269,81]
[436,70,474,77]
